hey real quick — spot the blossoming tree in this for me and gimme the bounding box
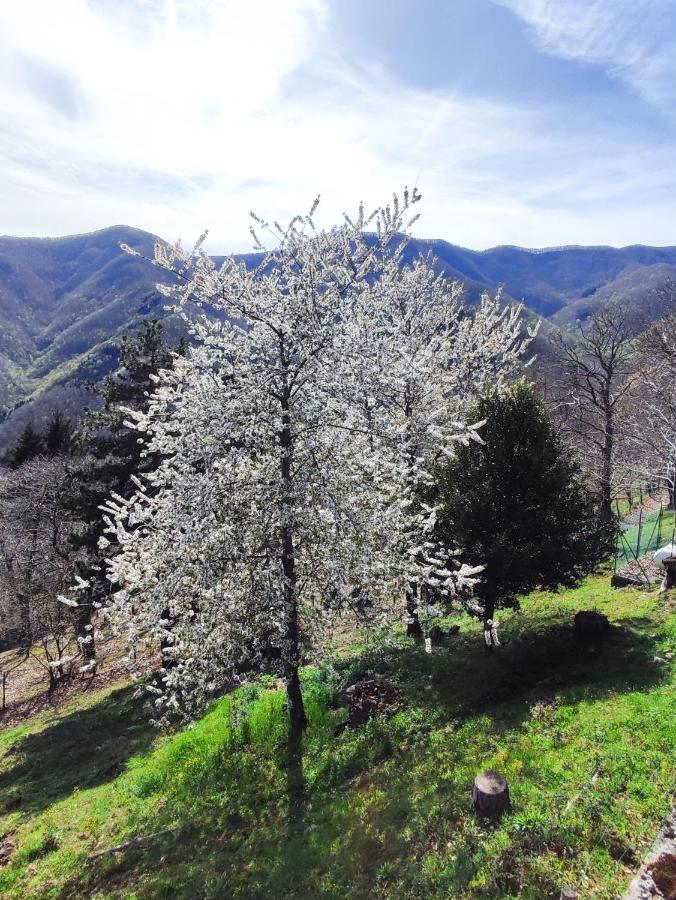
[353,257,534,637]
[102,191,532,738]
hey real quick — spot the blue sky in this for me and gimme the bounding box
[1,0,675,251]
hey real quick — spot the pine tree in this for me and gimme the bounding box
[66,320,179,665]
[43,408,73,456]
[8,422,44,469]
[436,381,615,649]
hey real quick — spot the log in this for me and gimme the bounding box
[472,770,510,818]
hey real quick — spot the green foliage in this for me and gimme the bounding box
[43,407,73,456]
[0,576,673,898]
[66,320,179,602]
[436,381,615,618]
[7,421,44,469]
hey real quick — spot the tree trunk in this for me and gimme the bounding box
[405,585,423,641]
[74,600,96,666]
[661,557,676,593]
[483,600,496,653]
[160,607,177,671]
[286,700,305,835]
[599,403,614,522]
[472,770,510,817]
[17,594,32,650]
[279,388,307,739]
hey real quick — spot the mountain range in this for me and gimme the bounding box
[1,224,675,448]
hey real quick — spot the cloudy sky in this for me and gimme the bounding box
[1,0,675,251]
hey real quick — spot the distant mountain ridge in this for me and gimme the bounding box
[1,224,675,427]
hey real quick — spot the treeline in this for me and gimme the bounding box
[0,321,181,690]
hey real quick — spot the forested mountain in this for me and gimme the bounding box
[1,224,674,440]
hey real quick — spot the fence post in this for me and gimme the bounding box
[636,509,643,560]
[657,504,663,549]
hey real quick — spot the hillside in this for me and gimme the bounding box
[1,226,675,438]
[0,227,177,418]
[0,574,673,898]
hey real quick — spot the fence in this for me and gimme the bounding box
[614,503,676,569]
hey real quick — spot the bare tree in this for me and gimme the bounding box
[0,456,85,690]
[626,285,676,509]
[553,302,642,521]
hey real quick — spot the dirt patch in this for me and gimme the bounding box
[613,555,663,587]
[0,831,16,866]
[346,678,405,727]
[649,853,676,900]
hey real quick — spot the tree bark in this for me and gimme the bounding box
[74,600,96,666]
[661,557,676,593]
[599,401,614,522]
[17,593,32,650]
[279,388,307,740]
[483,599,496,653]
[405,585,423,641]
[472,770,510,817]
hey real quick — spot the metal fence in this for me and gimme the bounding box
[614,503,676,569]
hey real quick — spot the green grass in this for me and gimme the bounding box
[0,575,674,898]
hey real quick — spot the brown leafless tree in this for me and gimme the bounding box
[0,456,86,690]
[553,302,643,521]
[626,283,676,509]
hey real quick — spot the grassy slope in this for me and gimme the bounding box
[0,576,674,899]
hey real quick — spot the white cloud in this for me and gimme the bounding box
[494,0,676,110]
[0,0,675,250]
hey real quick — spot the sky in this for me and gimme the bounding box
[1,0,676,252]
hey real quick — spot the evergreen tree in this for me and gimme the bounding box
[66,320,179,664]
[43,408,73,456]
[436,381,615,649]
[8,422,44,469]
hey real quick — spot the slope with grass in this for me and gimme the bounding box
[0,575,674,899]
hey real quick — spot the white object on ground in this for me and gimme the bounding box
[653,543,676,568]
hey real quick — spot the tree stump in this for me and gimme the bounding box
[574,610,609,641]
[429,624,445,646]
[472,770,510,818]
[661,557,676,593]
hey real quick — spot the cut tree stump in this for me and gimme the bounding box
[472,770,510,818]
[661,557,676,593]
[559,889,579,900]
[574,610,609,641]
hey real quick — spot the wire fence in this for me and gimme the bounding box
[614,503,676,569]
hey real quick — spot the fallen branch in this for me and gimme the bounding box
[89,827,180,860]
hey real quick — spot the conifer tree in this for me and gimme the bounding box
[66,320,179,665]
[8,421,44,469]
[43,408,73,456]
[436,381,615,649]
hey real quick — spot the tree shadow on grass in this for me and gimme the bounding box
[53,623,672,899]
[338,620,668,728]
[0,684,156,818]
